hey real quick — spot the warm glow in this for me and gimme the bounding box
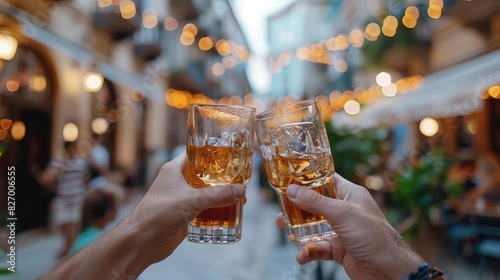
[142,9,158,29]
[119,0,136,19]
[335,34,349,50]
[198,37,213,51]
[405,6,420,19]
[180,32,195,46]
[382,16,398,37]
[408,75,424,90]
[216,40,232,56]
[383,16,398,28]
[6,80,20,92]
[396,78,409,94]
[11,121,25,141]
[183,23,198,36]
[348,29,365,48]
[228,96,243,106]
[212,63,225,76]
[29,74,47,92]
[164,17,179,31]
[0,31,18,60]
[83,72,104,92]
[334,59,348,72]
[382,83,397,97]
[365,23,381,40]
[295,47,308,60]
[91,117,109,135]
[97,0,112,8]
[402,16,417,29]
[63,123,79,142]
[232,46,250,61]
[130,91,144,101]
[344,100,361,115]
[365,175,384,191]
[488,85,500,99]
[429,0,444,9]
[0,130,6,140]
[222,56,237,69]
[419,118,439,137]
[376,72,392,87]
[467,121,477,135]
[0,119,12,129]
[427,6,442,19]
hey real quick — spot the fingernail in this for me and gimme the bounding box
[287,184,302,199]
[232,185,245,199]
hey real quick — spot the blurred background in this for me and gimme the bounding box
[0,0,499,279]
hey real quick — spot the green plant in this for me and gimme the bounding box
[390,147,461,240]
[325,122,389,184]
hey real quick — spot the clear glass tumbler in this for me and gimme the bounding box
[256,100,336,244]
[183,103,256,244]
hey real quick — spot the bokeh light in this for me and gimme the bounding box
[63,123,79,142]
[419,118,439,137]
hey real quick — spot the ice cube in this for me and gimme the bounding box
[270,122,319,156]
[230,130,249,148]
[208,130,249,147]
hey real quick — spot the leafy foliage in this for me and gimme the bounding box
[390,147,461,239]
[325,123,389,184]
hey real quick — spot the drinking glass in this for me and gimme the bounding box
[183,103,255,244]
[256,100,336,244]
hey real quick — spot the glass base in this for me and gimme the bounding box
[187,225,241,244]
[286,221,336,244]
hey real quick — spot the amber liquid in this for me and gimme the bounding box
[183,145,253,228]
[263,151,335,227]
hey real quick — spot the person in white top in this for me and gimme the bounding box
[38,141,89,258]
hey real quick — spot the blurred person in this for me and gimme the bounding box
[467,151,500,204]
[441,158,477,259]
[70,188,118,255]
[40,154,445,280]
[88,135,126,205]
[37,141,89,258]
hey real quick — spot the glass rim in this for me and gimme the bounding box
[189,103,256,112]
[256,99,318,121]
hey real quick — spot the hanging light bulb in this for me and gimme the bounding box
[83,72,104,92]
[0,31,18,60]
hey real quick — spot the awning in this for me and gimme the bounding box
[332,49,500,129]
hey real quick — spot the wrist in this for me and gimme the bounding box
[114,210,160,274]
[381,229,425,280]
[404,263,446,280]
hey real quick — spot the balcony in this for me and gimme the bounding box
[133,24,161,61]
[92,1,139,41]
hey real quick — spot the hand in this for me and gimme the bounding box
[41,153,246,280]
[276,174,424,280]
[126,153,246,263]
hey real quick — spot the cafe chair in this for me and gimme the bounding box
[472,215,500,279]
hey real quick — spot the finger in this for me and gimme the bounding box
[275,213,286,228]
[286,184,352,224]
[196,184,246,209]
[333,174,385,217]
[333,173,370,202]
[158,152,187,176]
[296,238,346,265]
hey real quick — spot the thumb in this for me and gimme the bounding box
[286,184,345,223]
[194,184,246,210]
